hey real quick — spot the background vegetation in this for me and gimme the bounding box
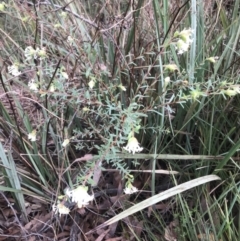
[0,0,239,240]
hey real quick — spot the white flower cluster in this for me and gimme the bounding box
[53,186,94,216]
[66,186,94,209]
[67,36,74,45]
[28,79,56,93]
[0,1,7,11]
[24,46,47,61]
[49,84,55,92]
[8,64,21,76]
[174,28,194,55]
[206,56,219,63]
[124,183,138,194]
[28,129,37,141]
[62,139,70,147]
[88,79,95,89]
[28,79,39,92]
[176,39,190,54]
[123,136,143,154]
[52,202,70,216]
[61,71,68,79]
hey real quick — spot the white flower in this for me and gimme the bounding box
[88,80,95,89]
[206,56,219,63]
[8,64,21,76]
[38,48,47,59]
[223,87,240,97]
[124,184,138,194]
[174,28,193,55]
[0,2,6,11]
[66,186,94,209]
[52,202,70,216]
[123,137,143,154]
[174,28,194,44]
[164,64,179,72]
[178,28,194,43]
[61,71,68,79]
[60,11,67,18]
[24,46,47,60]
[49,84,55,92]
[24,46,39,60]
[118,84,126,91]
[28,130,37,142]
[164,76,170,88]
[67,36,74,45]
[176,39,190,55]
[83,107,90,112]
[165,76,170,84]
[62,139,70,147]
[54,23,62,29]
[28,79,39,92]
